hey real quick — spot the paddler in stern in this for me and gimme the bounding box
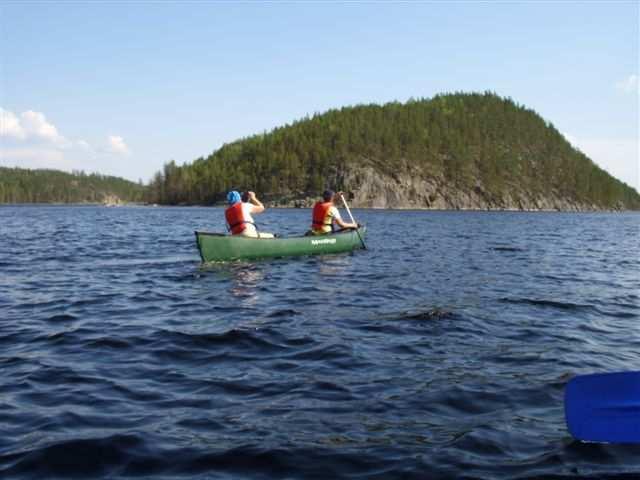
[310,189,358,235]
[225,190,275,238]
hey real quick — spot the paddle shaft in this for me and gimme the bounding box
[339,193,366,250]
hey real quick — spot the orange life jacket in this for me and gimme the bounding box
[311,201,333,233]
[225,203,254,235]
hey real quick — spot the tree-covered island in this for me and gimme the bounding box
[148,92,640,210]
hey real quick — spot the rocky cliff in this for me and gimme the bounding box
[277,162,604,211]
[343,164,601,211]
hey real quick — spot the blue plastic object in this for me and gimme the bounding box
[565,371,640,443]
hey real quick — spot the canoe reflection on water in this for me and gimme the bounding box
[229,267,264,306]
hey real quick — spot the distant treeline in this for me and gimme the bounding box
[0,167,146,204]
[147,92,640,209]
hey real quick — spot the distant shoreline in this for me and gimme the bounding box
[1,202,636,213]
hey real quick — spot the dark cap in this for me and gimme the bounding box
[322,189,334,202]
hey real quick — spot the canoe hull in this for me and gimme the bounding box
[195,228,366,262]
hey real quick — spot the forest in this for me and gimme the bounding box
[147,92,640,210]
[0,167,145,204]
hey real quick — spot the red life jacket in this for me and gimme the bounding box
[225,203,254,235]
[311,201,333,232]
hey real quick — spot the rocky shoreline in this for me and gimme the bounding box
[267,164,623,212]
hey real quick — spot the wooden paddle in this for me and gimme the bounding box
[339,193,366,250]
[565,371,640,443]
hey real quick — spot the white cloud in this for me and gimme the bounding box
[615,74,639,95]
[0,108,26,139]
[76,139,92,151]
[0,107,69,146]
[20,110,68,145]
[0,107,135,178]
[106,135,131,155]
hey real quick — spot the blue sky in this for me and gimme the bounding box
[1,1,638,189]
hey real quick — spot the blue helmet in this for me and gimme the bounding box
[227,190,241,205]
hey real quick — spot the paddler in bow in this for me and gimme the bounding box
[225,190,275,238]
[309,189,358,235]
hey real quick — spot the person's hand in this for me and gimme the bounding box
[248,191,256,200]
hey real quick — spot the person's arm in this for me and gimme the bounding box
[332,206,357,229]
[335,217,357,229]
[247,191,265,214]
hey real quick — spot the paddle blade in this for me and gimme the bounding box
[565,371,640,443]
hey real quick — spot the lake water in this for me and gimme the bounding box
[1,205,639,479]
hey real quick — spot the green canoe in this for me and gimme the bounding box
[195,227,366,262]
